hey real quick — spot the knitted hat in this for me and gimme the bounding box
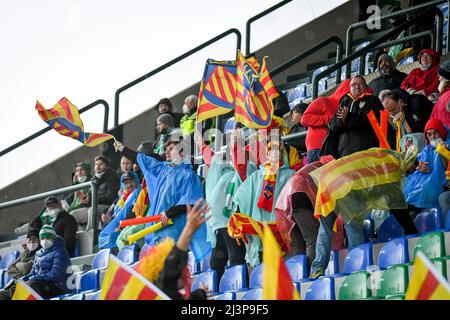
[424,118,447,142]
[156,98,173,112]
[157,113,174,128]
[439,60,450,80]
[75,162,91,174]
[39,224,56,239]
[377,54,395,68]
[44,196,59,207]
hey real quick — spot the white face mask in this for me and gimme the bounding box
[95,172,105,179]
[46,208,61,218]
[420,64,431,71]
[391,111,403,121]
[77,175,87,183]
[40,239,54,250]
[182,104,190,115]
[438,80,449,93]
[430,138,444,148]
[27,242,39,251]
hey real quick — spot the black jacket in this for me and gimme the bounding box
[91,169,120,206]
[289,124,307,152]
[321,93,384,159]
[369,69,407,97]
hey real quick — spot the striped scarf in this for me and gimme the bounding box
[394,112,412,152]
[257,161,281,212]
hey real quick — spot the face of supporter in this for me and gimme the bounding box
[291,111,302,125]
[420,53,432,66]
[156,120,169,134]
[46,202,61,212]
[379,59,393,74]
[27,235,39,245]
[382,97,403,116]
[120,157,132,173]
[158,103,170,114]
[75,167,87,179]
[165,143,183,163]
[350,77,367,98]
[94,160,107,174]
[267,144,282,166]
[122,179,137,192]
[184,98,196,112]
[426,129,441,141]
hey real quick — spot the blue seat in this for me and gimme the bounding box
[0,250,20,269]
[305,276,335,300]
[66,293,85,300]
[117,245,138,265]
[378,237,409,269]
[74,238,81,257]
[188,251,200,275]
[342,243,373,274]
[311,66,329,93]
[240,287,263,300]
[325,250,339,275]
[398,56,415,66]
[285,255,308,281]
[78,269,100,293]
[138,243,151,260]
[363,218,375,242]
[377,214,404,242]
[219,264,248,292]
[414,208,442,234]
[199,249,211,272]
[249,263,263,288]
[92,249,111,270]
[211,291,236,300]
[89,290,102,300]
[191,269,218,293]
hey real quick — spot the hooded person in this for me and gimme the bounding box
[232,138,296,267]
[403,118,450,210]
[301,79,351,163]
[21,225,72,299]
[154,113,175,158]
[430,60,450,127]
[368,54,407,97]
[154,98,182,131]
[98,171,141,249]
[400,49,440,97]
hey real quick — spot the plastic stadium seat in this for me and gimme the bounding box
[139,243,151,260]
[78,269,100,293]
[219,264,248,292]
[398,56,415,66]
[305,276,335,300]
[363,218,375,242]
[66,293,85,300]
[199,249,211,272]
[445,210,450,230]
[285,255,308,281]
[117,245,138,265]
[413,231,446,259]
[432,258,448,279]
[241,287,263,300]
[378,237,409,269]
[375,264,409,298]
[249,264,263,288]
[92,249,111,270]
[414,209,442,234]
[210,292,236,300]
[0,250,20,269]
[89,290,102,300]
[191,269,218,293]
[187,251,199,275]
[342,243,373,274]
[338,271,371,300]
[377,215,405,242]
[325,250,339,275]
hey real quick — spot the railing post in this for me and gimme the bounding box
[90,181,98,250]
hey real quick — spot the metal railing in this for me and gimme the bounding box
[245,0,293,55]
[313,10,435,99]
[114,28,241,127]
[344,0,447,78]
[0,99,110,158]
[270,35,343,84]
[0,181,99,251]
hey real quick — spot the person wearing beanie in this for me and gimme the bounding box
[155,97,182,127]
[154,113,175,158]
[430,61,450,128]
[400,49,440,98]
[289,103,308,153]
[403,118,450,219]
[18,225,72,299]
[368,54,407,97]
[0,230,41,300]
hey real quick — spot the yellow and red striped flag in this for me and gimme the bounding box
[12,280,43,300]
[262,225,300,300]
[35,97,114,147]
[405,251,450,300]
[100,255,170,300]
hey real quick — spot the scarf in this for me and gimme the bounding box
[222,179,236,219]
[117,188,134,209]
[394,113,412,152]
[257,160,282,212]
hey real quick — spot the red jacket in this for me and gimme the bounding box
[430,90,450,128]
[301,80,350,150]
[400,49,440,96]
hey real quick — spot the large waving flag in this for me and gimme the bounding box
[12,280,43,300]
[36,97,114,147]
[227,212,287,252]
[100,254,170,300]
[196,59,237,123]
[262,225,300,300]
[234,51,279,129]
[405,251,450,300]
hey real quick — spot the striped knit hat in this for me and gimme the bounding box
[39,224,56,239]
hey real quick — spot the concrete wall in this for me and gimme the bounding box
[0,0,361,235]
